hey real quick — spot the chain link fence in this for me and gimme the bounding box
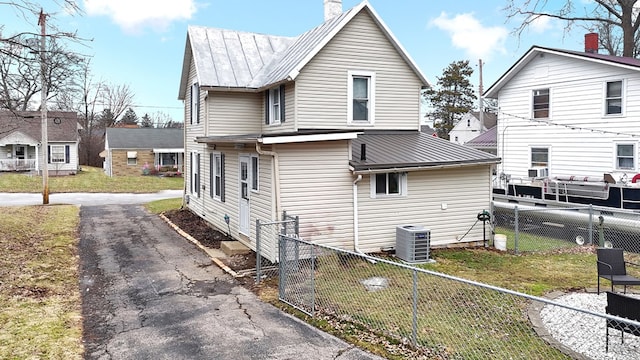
[492,202,640,254]
[255,211,298,282]
[279,235,640,359]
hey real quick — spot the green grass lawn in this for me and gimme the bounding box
[0,166,184,193]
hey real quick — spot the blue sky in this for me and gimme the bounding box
[5,0,590,122]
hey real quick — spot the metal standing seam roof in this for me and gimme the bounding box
[350,131,500,172]
[106,128,184,149]
[178,1,430,99]
[465,125,497,148]
[0,111,79,143]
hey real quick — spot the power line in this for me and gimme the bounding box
[498,110,640,138]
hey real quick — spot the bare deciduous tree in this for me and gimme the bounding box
[101,83,135,125]
[505,0,640,57]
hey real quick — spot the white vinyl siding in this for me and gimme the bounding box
[496,52,640,181]
[295,11,423,130]
[208,92,262,136]
[278,141,354,249]
[357,166,492,252]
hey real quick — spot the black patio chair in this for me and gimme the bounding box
[597,248,640,294]
[605,291,640,352]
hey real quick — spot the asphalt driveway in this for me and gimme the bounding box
[78,204,383,360]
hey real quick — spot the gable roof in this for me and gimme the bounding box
[470,111,497,129]
[350,131,499,172]
[465,125,497,149]
[484,46,640,98]
[0,111,79,142]
[106,128,184,149]
[178,1,429,99]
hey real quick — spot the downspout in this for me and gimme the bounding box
[352,174,364,254]
[256,143,281,219]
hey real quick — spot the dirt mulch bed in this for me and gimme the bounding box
[163,208,257,272]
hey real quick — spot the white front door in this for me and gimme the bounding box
[239,156,250,235]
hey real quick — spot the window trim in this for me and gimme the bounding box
[370,172,407,198]
[347,70,376,125]
[530,146,550,168]
[191,152,200,198]
[250,155,259,192]
[614,142,636,171]
[604,80,624,116]
[50,145,66,163]
[210,152,224,201]
[190,82,199,125]
[532,88,550,119]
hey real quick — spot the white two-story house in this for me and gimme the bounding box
[485,35,640,185]
[178,0,499,260]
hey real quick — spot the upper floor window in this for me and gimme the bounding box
[348,70,375,124]
[531,147,549,168]
[265,85,285,125]
[371,172,406,198]
[605,80,623,115]
[532,88,549,119]
[190,83,199,125]
[616,143,635,170]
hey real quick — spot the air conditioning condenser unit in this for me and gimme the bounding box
[396,225,431,264]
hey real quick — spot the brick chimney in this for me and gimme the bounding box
[585,33,598,54]
[324,0,342,21]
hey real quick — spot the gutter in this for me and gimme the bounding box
[351,160,500,175]
[352,174,364,254]
[256,143,281,219]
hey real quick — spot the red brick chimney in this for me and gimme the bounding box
[585,33,598,54]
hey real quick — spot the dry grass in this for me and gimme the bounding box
[0,206,83,359]
[0,166,183,193]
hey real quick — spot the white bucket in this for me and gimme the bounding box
[494,234,507,251]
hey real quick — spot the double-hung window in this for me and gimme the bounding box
[530,147,549,168]
[371,172,406,198]
[265,85,285,125]
[210,152,225,201]
[191,152,200,197]
[348,70,375,124]
[605,80,623,115]
[190,83,199,125]
[251,155,259,191]
[50,145,65,163]
[616,143,635,170]
[532,88,549,119]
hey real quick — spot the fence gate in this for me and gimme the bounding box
[255,211,298,282]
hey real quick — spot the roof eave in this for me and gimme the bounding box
[350,159,501,174]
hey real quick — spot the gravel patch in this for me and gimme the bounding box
[539,292,640,359]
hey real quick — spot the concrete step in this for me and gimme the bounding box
[220,241,251,256]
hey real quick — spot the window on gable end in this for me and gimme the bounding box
[532,88,549,119]
[605,80,623,115]
[348,70,375,124]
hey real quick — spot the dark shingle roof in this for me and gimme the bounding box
[106,128,184,149]
[465,125,497,148]
[350,131,500,171]
[0,111,78,142]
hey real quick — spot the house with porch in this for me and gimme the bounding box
[102,127,184,177]
[178,0,500,260]
[0,111,80,175]
[485,33,640,184]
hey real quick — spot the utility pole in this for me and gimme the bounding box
[39,8,49,204]
[478,59,484,134]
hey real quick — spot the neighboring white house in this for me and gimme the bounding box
[449,111,497,145]
[178,0,500,260]
[0,111,80,175]
[485,40,640,184]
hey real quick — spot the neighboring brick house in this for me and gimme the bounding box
[102,128,184,177]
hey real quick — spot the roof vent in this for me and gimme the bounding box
[360,143,366,161]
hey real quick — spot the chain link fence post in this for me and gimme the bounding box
[588,205,593,246]
[256,218,262,283]
[515,205,520,254]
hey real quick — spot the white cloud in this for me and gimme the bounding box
[529,15,553,33]
[430,12,508,60]
[83,0,197,33]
